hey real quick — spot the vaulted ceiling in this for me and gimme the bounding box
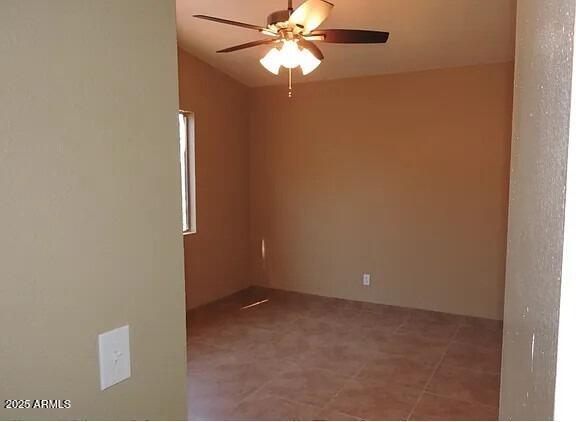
[176,0,516,87]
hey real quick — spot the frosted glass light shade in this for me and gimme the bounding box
[260,48,282,75]
[260,42,323,76]
[279,40,301,69]
[299,48,322,75]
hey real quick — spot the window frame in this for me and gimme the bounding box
[178,110,196,235]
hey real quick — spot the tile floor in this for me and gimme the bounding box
[186,287,502,421]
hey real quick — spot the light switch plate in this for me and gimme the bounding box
[98,325,131,390]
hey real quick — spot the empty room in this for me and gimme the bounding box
[3,1,576,421]
[180,0,513,420]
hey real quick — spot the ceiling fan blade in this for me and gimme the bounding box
[299,39,324,60]
[217,38,280,53]
[194,15,266,32]
[308,29,390,43]
[289,0,334,33]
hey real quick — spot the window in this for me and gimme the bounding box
[178,111,196,234]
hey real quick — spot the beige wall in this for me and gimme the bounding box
[249,63,513,319]
[500,0,575,419]
[0,1,187,420]
[178,49,251,309]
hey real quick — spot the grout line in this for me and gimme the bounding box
[233,363,363,420]
[315,377,359,420]
[188,292,501,421]
[405,325,460,421]
[423,390,500,409]
[451,338,504,351]
[312,359,371,420]
[243,391,338,420]
[229,351,305,409]
[352,360,370,380]
[233,379,273,408]
[392,315,410,335]
[438,361,502,376]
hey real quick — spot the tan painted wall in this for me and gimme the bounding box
[178,49,251,309]
[249,63,513,319]
[0,1,187,420]
[500,0,575,419]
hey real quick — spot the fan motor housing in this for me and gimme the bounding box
[267,10,290,26]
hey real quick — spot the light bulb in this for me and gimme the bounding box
[260,48,282,75]
[279,40,301,69]
[299,48,322,75]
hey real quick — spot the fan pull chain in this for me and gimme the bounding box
[288,68,293,98]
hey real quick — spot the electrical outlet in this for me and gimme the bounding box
[363,273,371,286]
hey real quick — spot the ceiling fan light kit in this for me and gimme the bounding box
[260,40,322,76]
[194,0,390,97]
[259,48,282,75]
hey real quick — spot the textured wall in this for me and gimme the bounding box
[249,63,513,319]
[500,0,575,419]
[0,1,187,419]
[555,67,576,418]
[178,50,251,309]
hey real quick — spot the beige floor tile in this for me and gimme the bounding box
[330,378,421,421]
[258,366,350,406]
[186,341,241,376]
[198,324,280,351]
[315,408,362,421]
[426,364,500,407]
[357,354,437,389]
[186,287,503,421]
[188,359,283,401]
[409,309,465,324]
[379,333,449,365]
[454,324,503,349]
[396,318,460,341]
[187,395,238,421]
[231,393,322,421]
[295,341,382,376]
[463,316,503,331]
[234,303,302,331]
[442,341,502,373]
[409,393,498,421]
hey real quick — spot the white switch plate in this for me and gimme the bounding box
[98,325,131,390]
[363,273,371,286]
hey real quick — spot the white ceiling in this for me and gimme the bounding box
[176,0,516,87]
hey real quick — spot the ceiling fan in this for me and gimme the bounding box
[194,0,390,97]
